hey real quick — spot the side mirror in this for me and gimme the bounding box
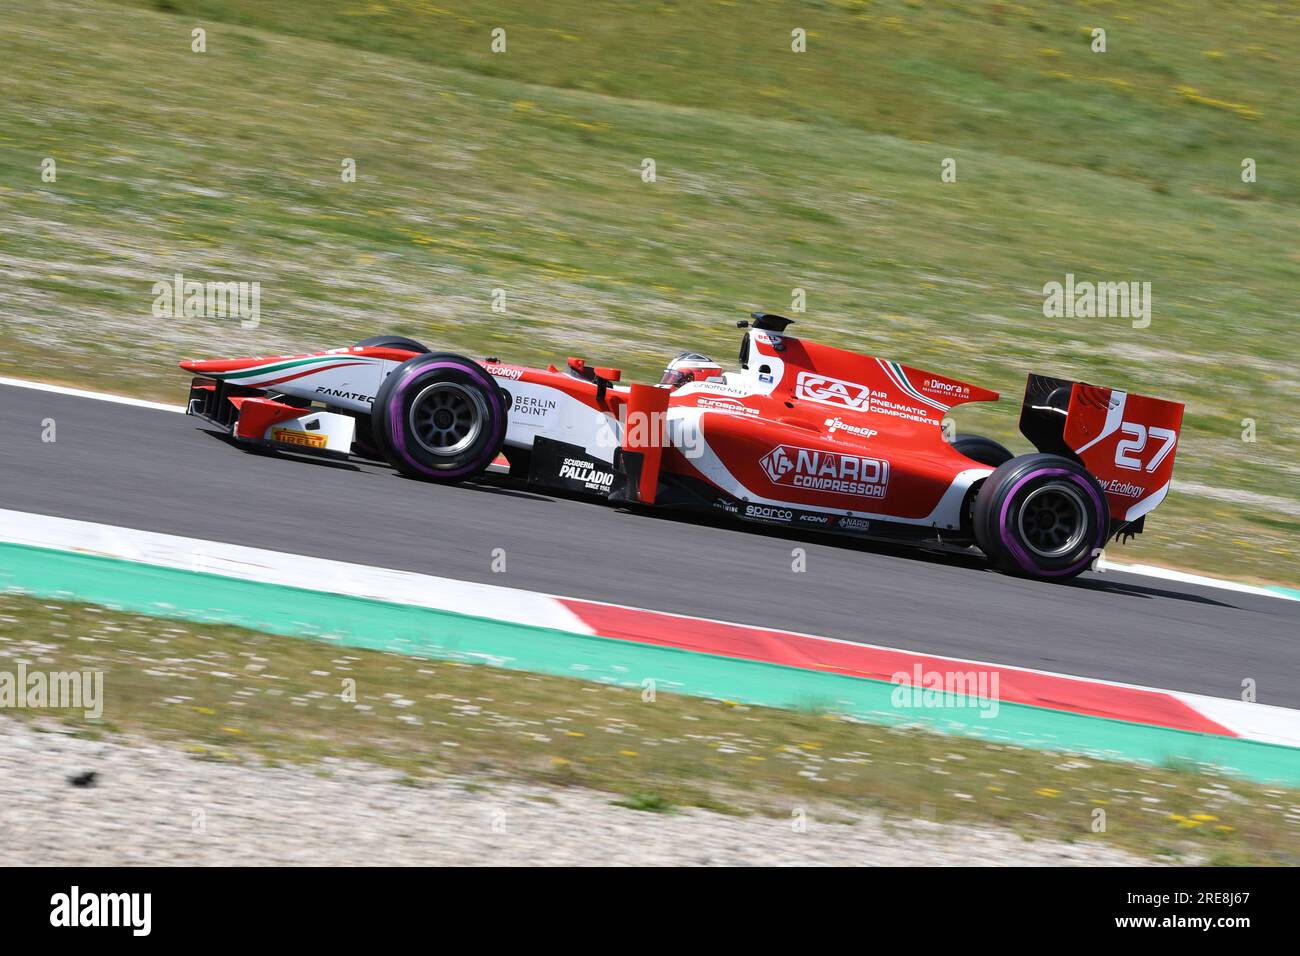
[593,367,620,403]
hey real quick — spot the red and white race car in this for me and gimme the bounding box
[180,314,1183,581]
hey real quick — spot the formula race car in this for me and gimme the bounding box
[179,314,1184,581]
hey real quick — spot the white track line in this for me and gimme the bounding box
[1,376,1295,602]
[2,508,1298,747]
[0,376,184,413]
[0,508,591,635]
[1096,556,1298,602]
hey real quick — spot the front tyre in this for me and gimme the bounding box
[355,334,431,353]
[347,412,385,461]
[371,353,506,481]
[972,453,1108,581]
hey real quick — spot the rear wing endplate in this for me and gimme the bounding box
[1020,374,1184,524]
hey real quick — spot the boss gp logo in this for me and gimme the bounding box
[824,417,877,439]
[759,445,889,498]
[795,371,877,410]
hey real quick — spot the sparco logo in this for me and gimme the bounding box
[744,504,792,522]
[759,445,889,498]
[795,371,872,410]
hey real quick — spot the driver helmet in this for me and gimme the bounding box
[659,351,723,389]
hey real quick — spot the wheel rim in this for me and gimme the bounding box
[1016,482,1089,558]
[408,382,485,456]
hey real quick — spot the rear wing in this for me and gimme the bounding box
[1020,374,1184,526]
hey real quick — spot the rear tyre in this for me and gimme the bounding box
[371,353,506,481]
[355,335,430,354]
[972,453,1108,581]
[952,433,1014,467]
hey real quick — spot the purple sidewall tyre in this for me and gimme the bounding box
[996,468,1107,578]
[373,354,506,482]
[972,453,1109,582]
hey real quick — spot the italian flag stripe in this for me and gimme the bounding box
[881,359,949,412]
[216,355,373,381]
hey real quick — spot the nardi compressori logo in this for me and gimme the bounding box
[760,445,889,498]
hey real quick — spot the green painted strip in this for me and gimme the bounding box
[3,541,1299,786]
[1266,584,1300,601]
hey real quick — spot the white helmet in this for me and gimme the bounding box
[659,351,723,389]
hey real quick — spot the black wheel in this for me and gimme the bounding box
[355,335,430,353]
[350,336,429,457]
[347,412,385,461]
[972,453,1108,581]
[371,353,506,481]
[952,433,1014,467]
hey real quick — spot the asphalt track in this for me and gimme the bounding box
[3,383,1297,707]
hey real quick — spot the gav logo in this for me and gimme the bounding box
[795,371,872,410]
[759,444,889,498]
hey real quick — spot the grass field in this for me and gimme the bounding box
[4,591,1298,864]
[0,0,1296,582]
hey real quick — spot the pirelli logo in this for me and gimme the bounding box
[272,428,328,449]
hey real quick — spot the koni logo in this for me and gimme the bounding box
[794,371,873,410]
[759,444,889,498]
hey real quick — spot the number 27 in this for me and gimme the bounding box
[1115,423,1176,472]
